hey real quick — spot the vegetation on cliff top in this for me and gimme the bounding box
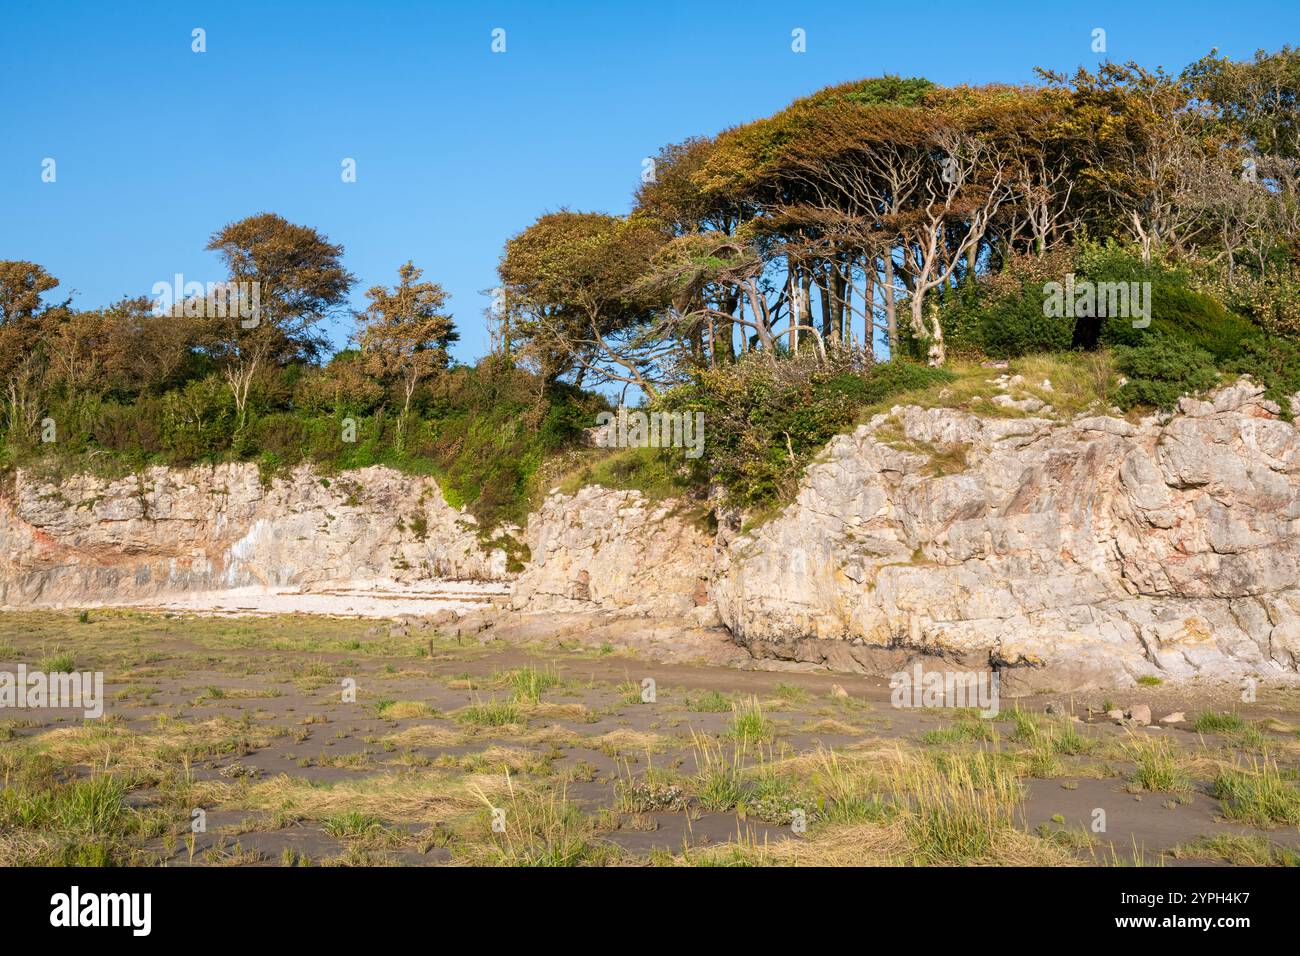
[3,48,1298,523]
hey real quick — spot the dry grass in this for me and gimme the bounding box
[232,769,509,823]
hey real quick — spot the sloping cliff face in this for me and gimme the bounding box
[712,381,1300,689]
[0,463,507,606]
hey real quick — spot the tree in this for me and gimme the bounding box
[0,261,63,446]
[499,211,668,397]
[356,261,458,452]
[635,136,748,363]
[0,261,61,326]
[204,213,355,433]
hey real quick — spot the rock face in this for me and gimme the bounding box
[0,464,508,606]
[511,485,717,626]
[6,380,1300,689]
[713,380,1300,689]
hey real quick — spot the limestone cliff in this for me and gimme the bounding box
[5,380,1300,689]
[510,484,716,624]
[711,380,1300,688]
[0,463,507,605]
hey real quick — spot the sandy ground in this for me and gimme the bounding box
[65,579,511,618]
[2,608,1300,867]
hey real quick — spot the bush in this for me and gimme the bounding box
[1231,337,1300,417]
[1201,269,1300,340]
[936,282,1075,360]
[1114,335,1219,411]
[662,354,952,509]
[1081,243,1259,363]
[539,391,597,450]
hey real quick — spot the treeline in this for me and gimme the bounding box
[495,49,1299,388]
[0,213,609,527]
[3,48,1298,523]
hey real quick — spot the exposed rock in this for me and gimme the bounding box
[7,377,1300,693]
[0,463,508,606]
[713,379,1300,690]
[1160,711,1186,724]
[485,610,747,667]
[510,485,718,625]
[1128,704,1152,725]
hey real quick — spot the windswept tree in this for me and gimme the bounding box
[0,260,61,327]
[499,211,669,397]
[356,261,458,452]
[635,137,750,363]
[0,261,65,443]
[205,213,355,433]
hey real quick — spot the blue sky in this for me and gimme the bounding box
[1,0,1296,364]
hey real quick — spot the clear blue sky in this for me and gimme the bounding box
[2,0,1295,364]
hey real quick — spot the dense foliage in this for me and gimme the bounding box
[4,48,1299,519]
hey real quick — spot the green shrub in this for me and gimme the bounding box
[935,279,1075,359]
[662,354,952,509]
[1231,337,1300,417]
[1081,243,1259,363]
[1113,335,1219,410]
[539,393,595,450]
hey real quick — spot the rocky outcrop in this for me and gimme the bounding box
[7,379,1300,689]
[0,463,508,606]
[713,380,1300,689]
[511,485,717,625]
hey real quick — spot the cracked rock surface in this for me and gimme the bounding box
[0,463,507,605]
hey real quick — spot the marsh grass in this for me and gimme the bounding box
[1193,710,1245,734]
[456,697,524,729]
[730,697,775,743]
[919,710,996,746]
[376,700,434,720]
[0,774,132,865]
[465,776,615,866]
[806,748,891,825]
[39,648,76,674]
[1167,834,1300,867]
[1213,757,1300,827]
[894,752,1025,864]
[1122,734,1193,793]
[686,690,731,713]
[323,810,386,838]
[689,731,748,812]
[503,665,562,706]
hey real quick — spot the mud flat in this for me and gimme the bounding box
[2,608,1298,867]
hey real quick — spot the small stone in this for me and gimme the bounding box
[1128,704,1151,725]
[830,684,849,699]
[1159,711,1185,724]
[1106,709,1125,721]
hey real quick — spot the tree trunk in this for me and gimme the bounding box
[884,254,898,358]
